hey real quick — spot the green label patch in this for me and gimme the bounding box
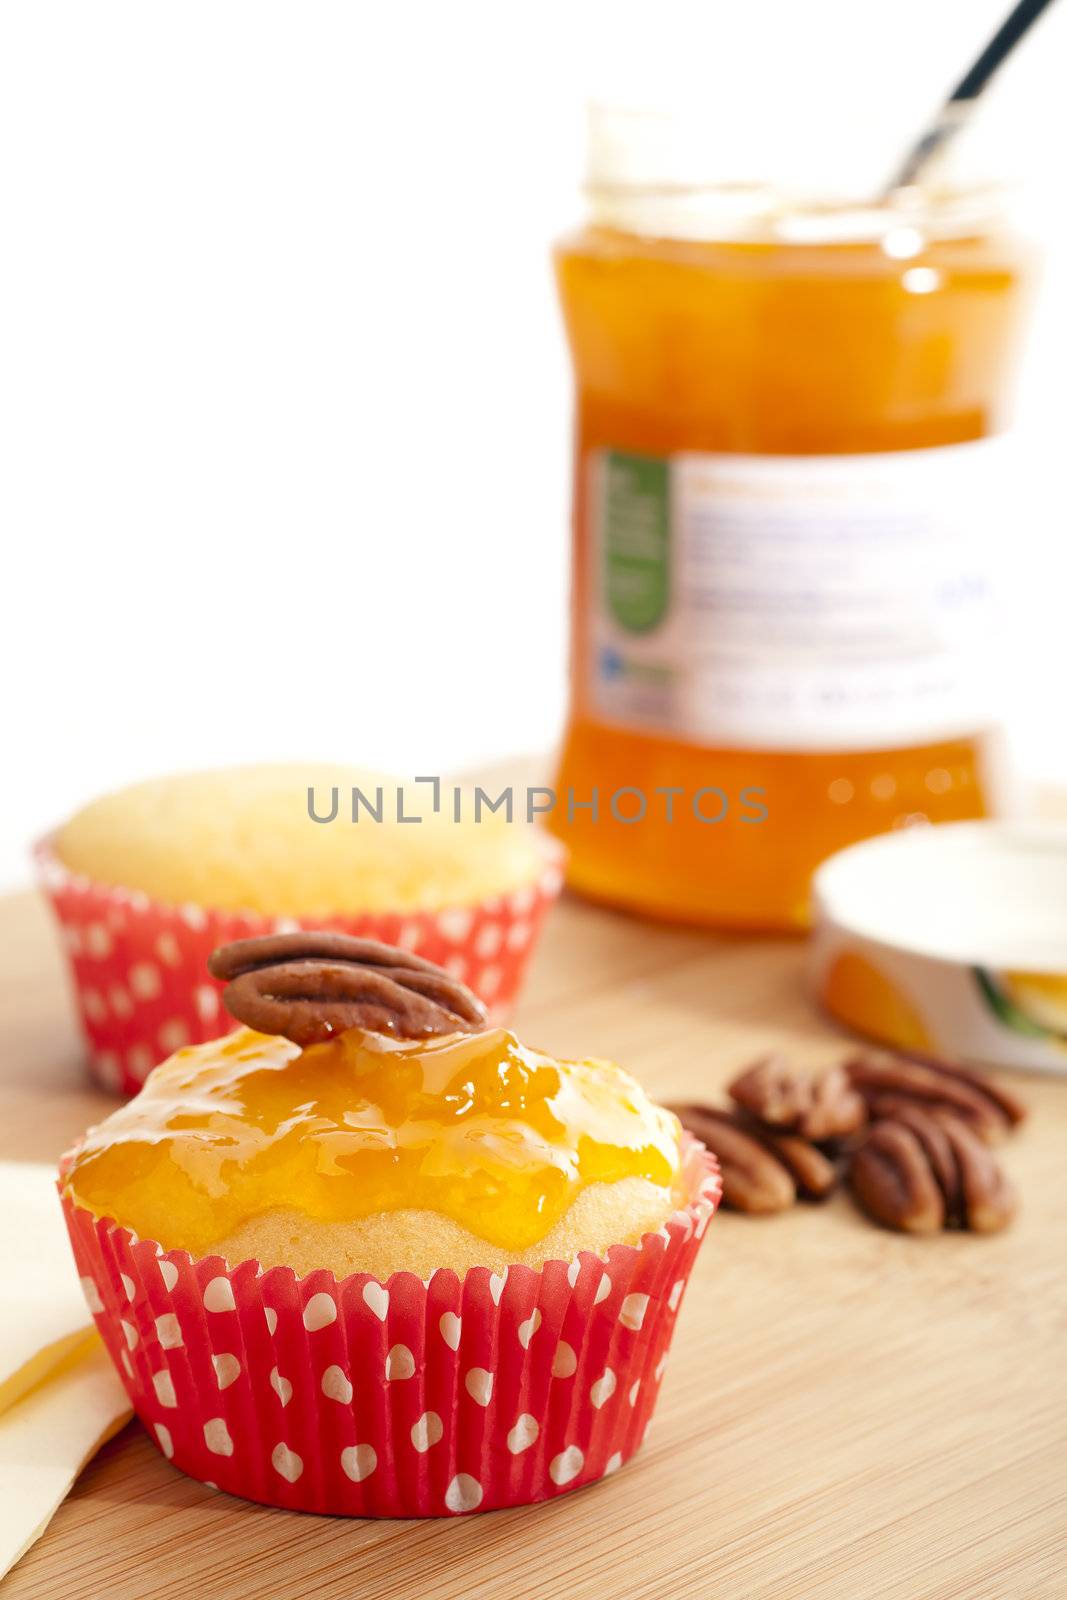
[601,451,670,633]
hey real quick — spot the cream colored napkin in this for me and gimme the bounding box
[0,1161,130,1577]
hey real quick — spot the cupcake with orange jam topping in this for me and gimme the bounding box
[60,934,720,1516]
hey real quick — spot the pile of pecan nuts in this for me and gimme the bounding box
[669,1052,1026,1235]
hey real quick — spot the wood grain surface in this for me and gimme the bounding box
[1,885,1064,1600]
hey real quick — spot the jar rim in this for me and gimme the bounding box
[583,180,1013,245]
[584,104,1013,244]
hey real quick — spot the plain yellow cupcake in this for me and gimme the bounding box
[55,764,545,916]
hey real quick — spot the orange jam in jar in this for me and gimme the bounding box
[550,112,1032,930]
[64,1026,682,1258]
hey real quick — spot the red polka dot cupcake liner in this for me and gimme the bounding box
[35,835,565,1097]
[60,1139,719,1517]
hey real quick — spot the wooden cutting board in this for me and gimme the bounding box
[1,885,1064,1600]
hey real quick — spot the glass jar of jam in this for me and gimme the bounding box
[550,108,1033,931]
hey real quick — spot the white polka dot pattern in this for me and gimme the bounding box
[85,923,112,959]
[464,1368,494,1406]
[151,1370,178,1408]
[385,1344,415,1381]
[212,1353,241,1390]
[271,1442,303,1483]
[269,1368,293,1407]
[128,1044,153,1081]
[551,1341,577,1379]
[80,1275,104,1315]
[549,1446,584,1486]
[410,1411,443,1452]
[302,1292,337,1331]
[130,962,161,1001]
[203,1418,234,1456]
[203,1277,236,1313]
[159,1018,190,1054]
[155,1313,183,1349]
[194,985,219,1023]
[507,1413,539,1454]
[487,1272,506,1305]
[444,1473,483,1513]
[340,1443,376,1482]
[589,1368,616,1409]
[618,1293,649,1331]
[93,1051,122,1092]
[36,833,565,1096]
[321,1365,353,1404]
[83,989,106,1023]
[362,1283,389,1321]
[109,985,133,1021]
[517,1308,541,1349]
[437,908,473,944]
[59,1135,721,1515]
[475,924,503,959]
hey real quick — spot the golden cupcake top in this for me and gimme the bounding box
[63,1022,682,1261]
[54,763,546,914]
[63,933,682,1272]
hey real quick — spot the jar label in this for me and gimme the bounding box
[587,442,1003,752]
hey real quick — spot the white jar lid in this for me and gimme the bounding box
[810,821,1067,1075]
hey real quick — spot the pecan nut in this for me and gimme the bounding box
[910,1055,1028,1130]
[930,1110,1018,1234]
[868,1100,959,1204]
[208,932,488,1046]
[849,1120,946,1234]
[667,1105,795,1214]
[845,1054,1011,1144]
[756,1129,839,1199]
[729,1057,866,1142]
[849,1107,1017,1235]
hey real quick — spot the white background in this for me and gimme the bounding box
[2,0,1065,890]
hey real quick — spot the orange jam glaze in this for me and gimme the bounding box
[64,1026,682,1258]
